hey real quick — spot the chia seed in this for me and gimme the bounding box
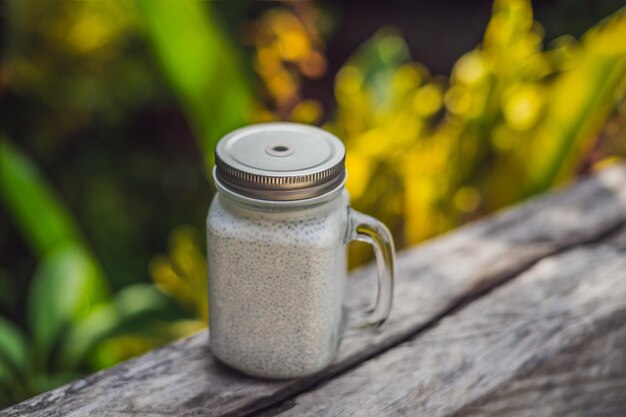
[207,192,348,378]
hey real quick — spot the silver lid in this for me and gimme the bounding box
[214,123,346,201]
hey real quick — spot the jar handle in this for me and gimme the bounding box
[346,208,395,329]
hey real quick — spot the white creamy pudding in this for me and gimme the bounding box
[207,192,348,378]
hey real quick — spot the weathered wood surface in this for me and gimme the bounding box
[3,164,626,417]
[263,228,626,417]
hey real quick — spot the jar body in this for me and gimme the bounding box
[206,190,349,378]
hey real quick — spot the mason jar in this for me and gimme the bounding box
[207,122,395,378]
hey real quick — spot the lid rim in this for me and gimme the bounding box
[214,123,346,202]
[215,168,346,201]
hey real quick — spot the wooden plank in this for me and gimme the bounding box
[3,165,626,417]
[455,325,626,417]
[265,228,626,417]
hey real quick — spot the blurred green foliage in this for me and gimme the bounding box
[0,140,188,405]
[1,0,625,408]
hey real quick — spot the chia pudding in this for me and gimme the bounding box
[207,191,349,378]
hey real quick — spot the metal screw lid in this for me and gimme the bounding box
[214,122,346,201]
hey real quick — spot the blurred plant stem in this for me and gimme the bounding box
[135,0,253,169]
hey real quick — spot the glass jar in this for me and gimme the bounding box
[207,123,395,378]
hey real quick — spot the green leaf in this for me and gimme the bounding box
[0,315,28,379]
[28,243,109,361]
[135,0,253,166]
[0,316,28,407]
[58,284,184,369]
[0,139,110,365]
[0,139,82,257]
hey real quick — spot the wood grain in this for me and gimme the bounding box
[454,324,626,417]
[266,229,626,417]
[3,165,626,416]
